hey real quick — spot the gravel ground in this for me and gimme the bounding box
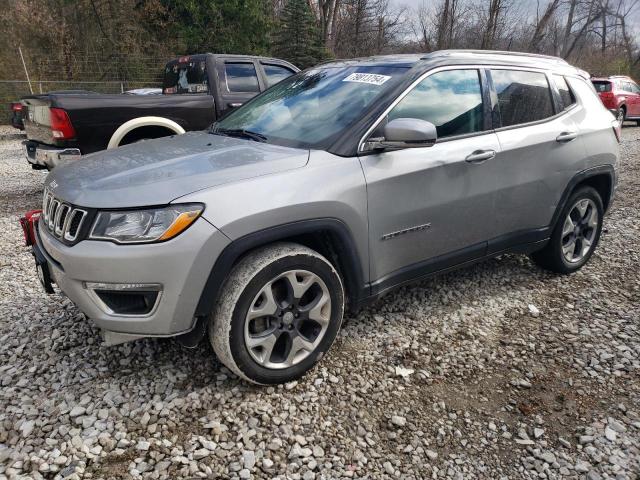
[0,124,638,480]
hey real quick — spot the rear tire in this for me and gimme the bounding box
[617,106,626,125]
[530,186,604,274]
[210,242,345,384]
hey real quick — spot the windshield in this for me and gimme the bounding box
[214,65,409,148]
[163,58,209,94]
[592,81,612,93]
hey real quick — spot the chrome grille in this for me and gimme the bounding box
[41,188,87,242]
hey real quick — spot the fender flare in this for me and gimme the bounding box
[107,116,186,149]
[551,165,616,228]
[194,218,368,319]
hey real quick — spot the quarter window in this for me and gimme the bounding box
[263,64,296,87]
[225,63,260,93]
[388,69,485,138]
[554,75,576,110]
[491,70,555,127]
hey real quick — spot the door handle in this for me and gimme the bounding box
[465,149,496,163]
[556,131,577,143]
[228,102,243,108]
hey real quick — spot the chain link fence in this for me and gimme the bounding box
[1,52,169,123]
[1,80,161,122]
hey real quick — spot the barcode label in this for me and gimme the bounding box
[343,73,392,86]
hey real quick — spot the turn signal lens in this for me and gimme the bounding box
[159,210,201,241]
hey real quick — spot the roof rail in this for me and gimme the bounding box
[423,49,569,65]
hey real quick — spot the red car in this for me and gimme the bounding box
[592,75,640,125]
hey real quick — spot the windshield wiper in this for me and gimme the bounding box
[213,128,268,143]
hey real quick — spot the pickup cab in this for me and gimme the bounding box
[21,54,298,169]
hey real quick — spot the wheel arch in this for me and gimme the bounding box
[107,116,186,149]
[194,218,369,319]
[552,166,616,229]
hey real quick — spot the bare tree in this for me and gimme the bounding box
[480,0,511,49]
[412,1,432,50]
[315,0,341,48]
[530,0,562,52]
[561,0,601,58]
[433,0,465,49]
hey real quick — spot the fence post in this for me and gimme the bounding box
[120,82,124,93]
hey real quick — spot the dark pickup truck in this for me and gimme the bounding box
[21,54,298,169]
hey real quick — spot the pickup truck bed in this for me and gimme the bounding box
[23,93,215,154]
[21,54,298,168]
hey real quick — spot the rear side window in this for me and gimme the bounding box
[225,63,260,93]
[491,69,555,127]
[626,82,640,93]
[263,64,296,88]
[592,81,612,93]
[388,69,485,139]
[554,75,576,110]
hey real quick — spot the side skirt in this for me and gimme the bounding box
[356,236,550,310]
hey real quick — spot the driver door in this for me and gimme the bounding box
[359,68,501,290]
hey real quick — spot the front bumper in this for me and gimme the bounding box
[24,140,81,169]
[35,217,230,340]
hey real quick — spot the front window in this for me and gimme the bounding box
[388,69,485,138]
[163,59,208,94]
[214,66,408,148]
[263,64,296,88]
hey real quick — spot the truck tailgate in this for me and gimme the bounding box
[22,96,54,145]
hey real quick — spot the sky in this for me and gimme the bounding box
[388,0,640,27]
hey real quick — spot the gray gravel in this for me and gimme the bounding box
[0,124,638,479]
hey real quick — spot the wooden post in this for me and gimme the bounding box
[18,46,33,94]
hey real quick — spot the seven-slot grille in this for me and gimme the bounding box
[42,188,87,242]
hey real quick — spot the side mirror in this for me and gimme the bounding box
[365,118,437,151]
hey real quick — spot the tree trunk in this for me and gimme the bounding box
[530,0,560,53]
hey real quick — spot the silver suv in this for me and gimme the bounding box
[33,50,619,384]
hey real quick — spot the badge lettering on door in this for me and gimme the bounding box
[381,223,431,241]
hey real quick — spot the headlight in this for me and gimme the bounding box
[89,204,203,244]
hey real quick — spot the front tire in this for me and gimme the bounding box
[210,243,345,384]
[530,186,603,274]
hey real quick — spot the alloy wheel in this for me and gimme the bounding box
[244,270,332,369]
[561,198,599,264]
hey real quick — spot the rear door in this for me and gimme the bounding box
[487,69,586,252]
[216,59,264,117]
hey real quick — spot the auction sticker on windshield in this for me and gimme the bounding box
[343,73,392,86]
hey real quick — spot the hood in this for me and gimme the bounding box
[46,132,310,208]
